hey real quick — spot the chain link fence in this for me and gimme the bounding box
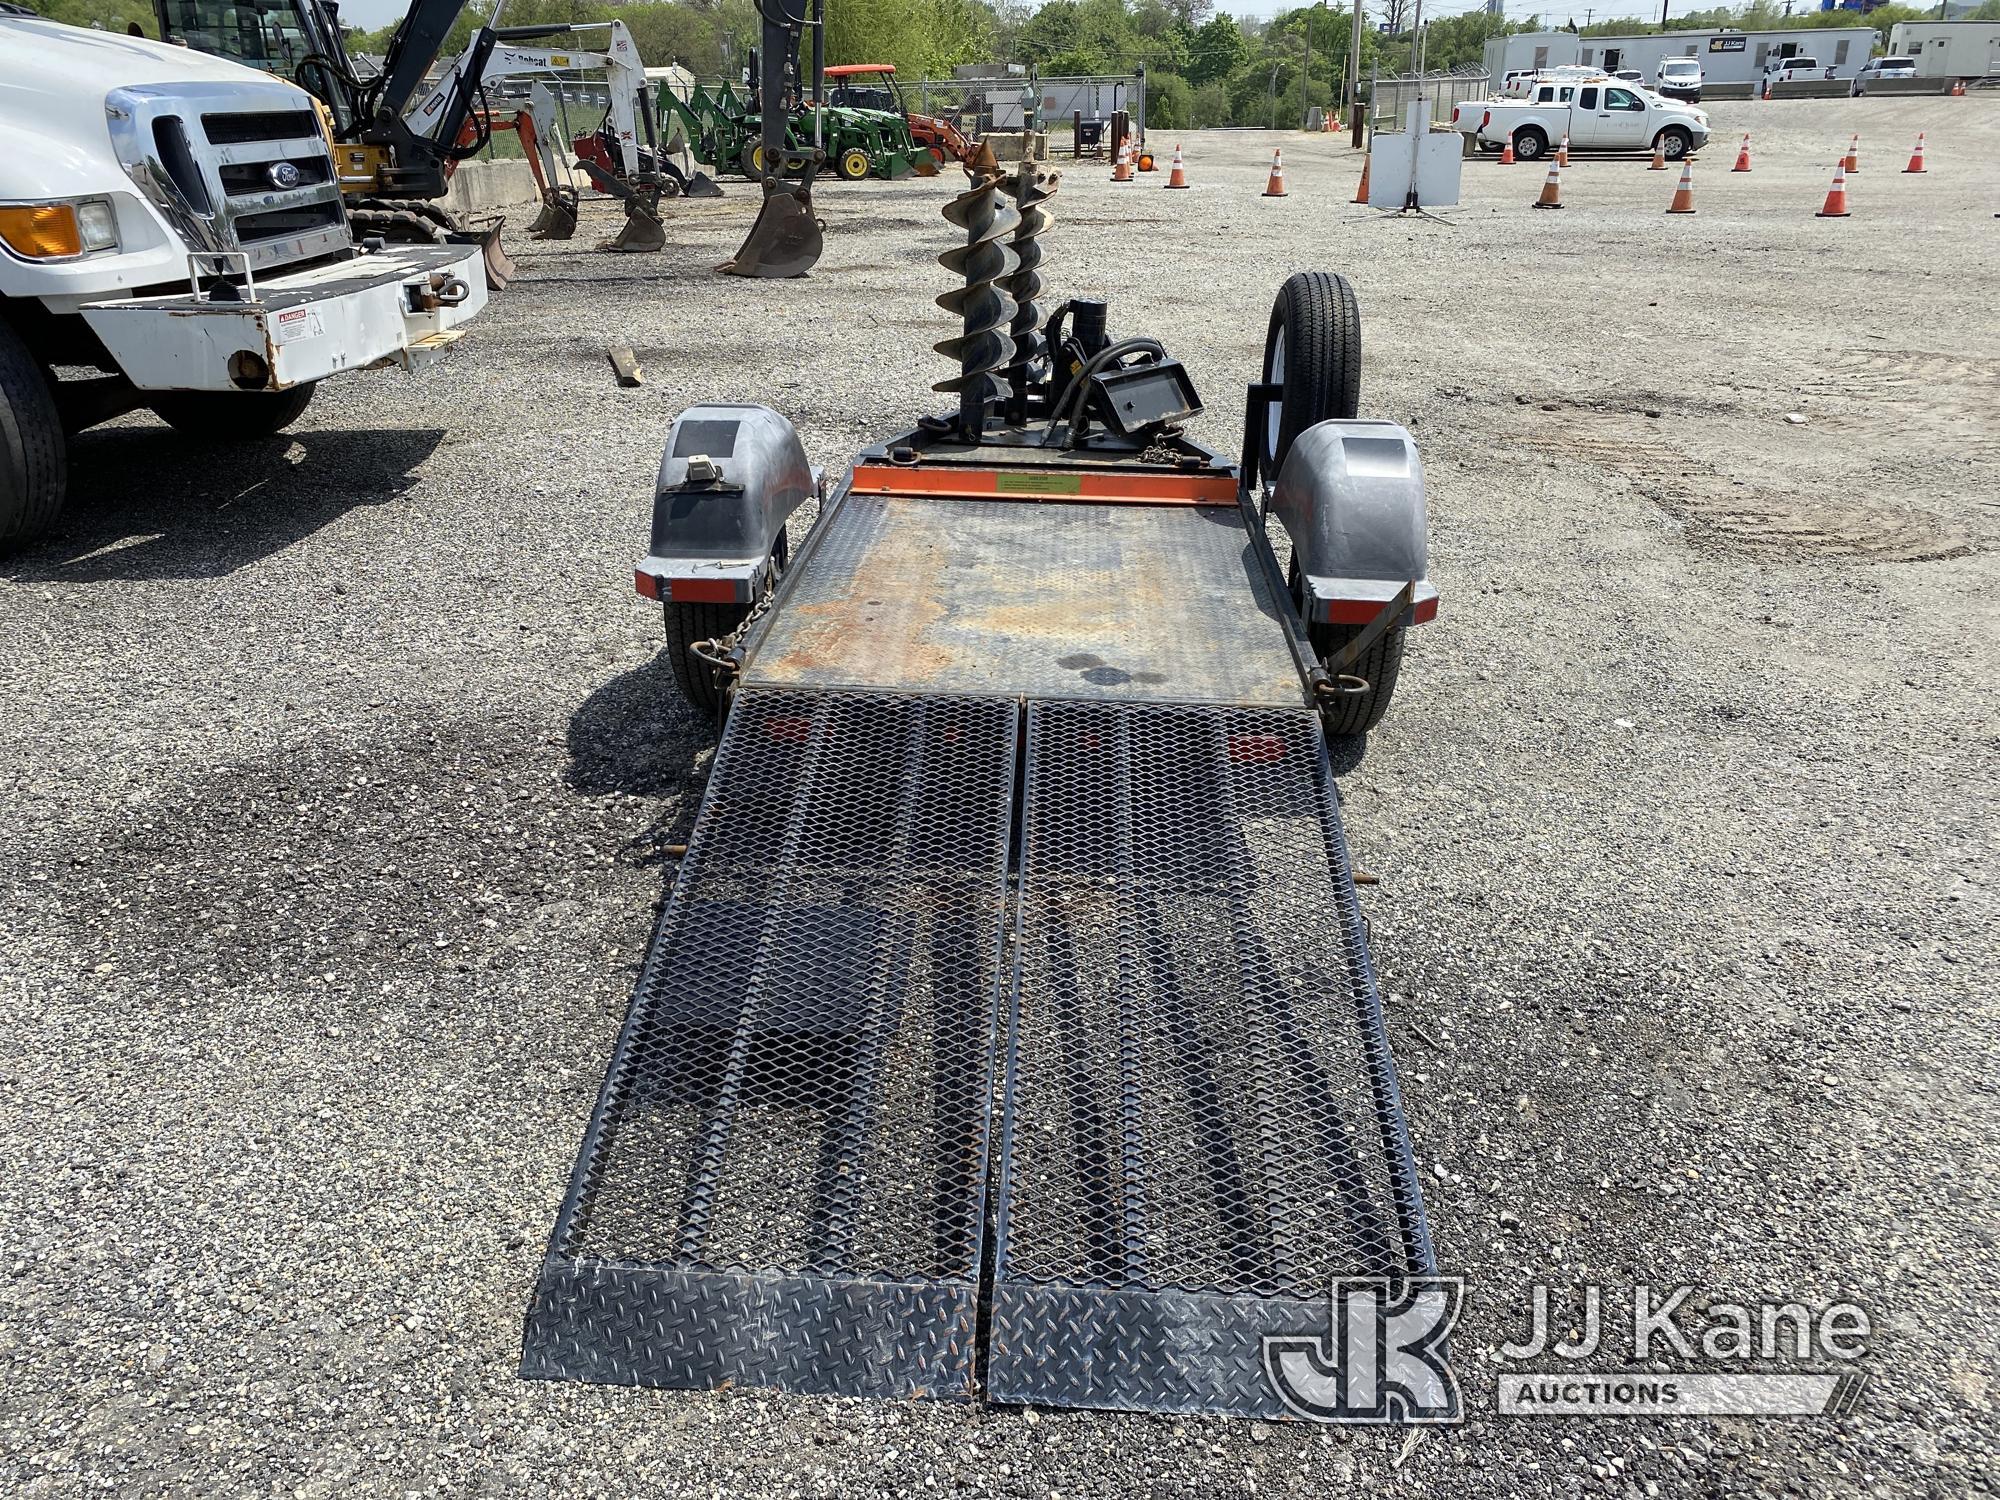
[1367,66,1491,131]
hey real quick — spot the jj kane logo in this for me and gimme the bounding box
[1262,1276,1464,1424]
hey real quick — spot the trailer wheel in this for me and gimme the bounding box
[1313,622,1408,738]
[1511,126,1548,162]
[834,147,872,181]
[0,318,67,550]
[663,528,788,722]
[1260,270,1361,479]
[148,384,316,440]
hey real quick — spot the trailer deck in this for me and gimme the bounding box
[524,452,1436,1417]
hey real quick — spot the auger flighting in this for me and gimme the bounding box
[1000,158,1060,424]
[934,142,1022,442]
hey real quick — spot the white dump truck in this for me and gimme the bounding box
[1,16,489,546]
[1451,76,1710,161]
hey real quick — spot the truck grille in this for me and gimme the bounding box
[108,81,352,276]
[201,110,320,145]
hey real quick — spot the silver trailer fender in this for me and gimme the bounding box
[1269,418,1439,627]
[636,404,816,604]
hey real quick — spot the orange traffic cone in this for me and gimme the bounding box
[1816,160,1852,217]
[1649,138,1668,170]
[1903,132,1927,173]
[1558,134,1570,167]
[1732,133,1752,172]
[1843,133,1860,172]
[1164,143,1189,188]
[1499,140,1515,165]
[1111,141,1134,183]
[1352,151,1371,203]
[1665,158,1696,213]
[1532,158,1563,209]
[1262,148,1287,197]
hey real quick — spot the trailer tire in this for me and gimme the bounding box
[1512,126,1548,162]
[663,528,788,722]
[0,317,67,550]
[1312,622,1407,738]
[148,384,316,440]
[1654,126,1692,162]
[1260,270,1361,478]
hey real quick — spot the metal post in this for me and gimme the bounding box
[1349,0,1366,148]
[1302,9,1313,132]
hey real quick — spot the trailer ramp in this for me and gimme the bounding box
[525,693,1433,1414]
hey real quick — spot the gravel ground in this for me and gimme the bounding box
[2,96,1995,1498]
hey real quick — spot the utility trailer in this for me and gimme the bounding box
[523,148,1445,1419]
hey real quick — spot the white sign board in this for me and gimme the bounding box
[1367,99,1463,212]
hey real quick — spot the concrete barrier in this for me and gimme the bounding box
[1703,82,1756,100]
[1854,76,1958,97]
[1770,78,1855,100]
[444,159,543,213]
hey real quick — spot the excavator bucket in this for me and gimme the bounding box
[454,219,518,291]
[527,189,579,241]
[608,202,668,254]
[682,170,725,199]
[721,183,822,278]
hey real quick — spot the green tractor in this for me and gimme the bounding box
[658,78,932,181]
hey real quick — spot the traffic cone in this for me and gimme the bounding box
[1843,133,1860,172]
[1532,158,1563,209]
[1649,138,1668,170]
[1903,132,1926,173]
[1558,134,1570,167]
[1732,133,1752,172]
[1262,147,1287,197]
[1164,143,1189,188]
[1112,141,1134,183]
[1815,159,1851,217]
[1665,158,1695,213]
[1352,151,1371,203]
[1499,140,1515,165]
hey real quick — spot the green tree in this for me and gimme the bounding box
[1146,68,1193,127]
[1184,12,1248,86]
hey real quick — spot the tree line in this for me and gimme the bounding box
[28,0,1990,133]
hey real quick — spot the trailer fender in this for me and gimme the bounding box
[636,404,815,603]
[1270,418,1439,627]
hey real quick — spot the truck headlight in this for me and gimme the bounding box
[76,199,120,252]
[0,198,120,259]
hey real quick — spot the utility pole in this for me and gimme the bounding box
[1347,0,1365,148]
[1302,6,1313,132]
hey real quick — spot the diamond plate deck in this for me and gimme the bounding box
[986,700,1435,1417]
[523,689,1020,1400]
[738,491,1305,708]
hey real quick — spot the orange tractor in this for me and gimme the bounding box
[823,63,976,169]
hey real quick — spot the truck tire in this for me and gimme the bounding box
[148,384,316,440]
[1260,270,1361,478]
[1511,126,1548,162]
[1653,126,1692,162]
[1312,622,1407,738]
[0,318,66,550]
[663,529,788,722]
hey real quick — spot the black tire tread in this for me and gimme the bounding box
[1311,622,1407,737]
[1262,270,1361,474]
[664,600,749,720]
[148,384,315,440]
[0,317,66,549]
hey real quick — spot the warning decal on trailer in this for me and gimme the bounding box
[272,307,325,345]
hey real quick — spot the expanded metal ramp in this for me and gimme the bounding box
[522,689,1020,1398]
[525,689,1432,1413]
[988,700,1433,1417]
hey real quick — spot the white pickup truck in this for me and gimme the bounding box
[1450,77,1710,163]
[1,16,489,546]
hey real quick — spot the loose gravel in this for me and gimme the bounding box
[2,96,1995,1498]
